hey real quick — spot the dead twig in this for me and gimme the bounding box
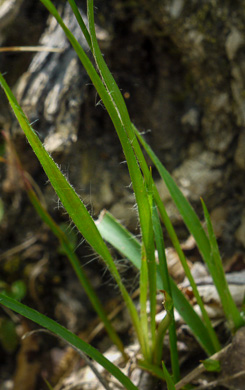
[0,46,64,53]
[193,370,245,390]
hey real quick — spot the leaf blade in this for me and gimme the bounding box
[0,71,141,355]
[201,199,244,329]
[97,211,216,355]
[0,295,138,390]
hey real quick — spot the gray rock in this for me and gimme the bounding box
[225,27,244,61]
[0,0,23,36]
[210,206,228,238]
[168,0,184,19]
[13,2,89,153]
[181,108,199,131]
[173,153,223,201]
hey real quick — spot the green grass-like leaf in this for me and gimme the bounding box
[27,187,126,356]
[201,198,244,330]
[0,294,138,390]
[86,0,157,329]
[68,0,92,50]
[144,172,157,356]
[96,211,216,355]
[0,71,142,355]
[151,201,180,381]
[139,246,151,361]
[1,2,237,384]
[135,130,211,261]
[37,0,155,349]
[162,361,176,390]
[135,129,221,352]
[43,378,55,390]
[137,359,166,381]
[153,298,172,367]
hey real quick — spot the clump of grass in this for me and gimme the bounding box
[0,1,244,389]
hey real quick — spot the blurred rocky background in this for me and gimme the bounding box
[1,0,245,259]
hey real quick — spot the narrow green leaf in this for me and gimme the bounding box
[144,171,157,351]
[135,129,211,266]
[162,361,176,390]
[137,359,166,381]
[139,246,151,361]
[96,211,216,355]
[43,379,54,390]
[0,73,105,260]
[155,192,220,352]
[201,199,244,330]
[38,0,155,317]
[39,0,154,348]
[67,0,92,50]
[96,210,141,268]
[27,187,126,357]
[0,72,141,355]
[0,295,138,390]
[86,0,156,273]
[154,309,171,368]
[151,200,179,381]
[152,204,171,298]
[135,129,220,352]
